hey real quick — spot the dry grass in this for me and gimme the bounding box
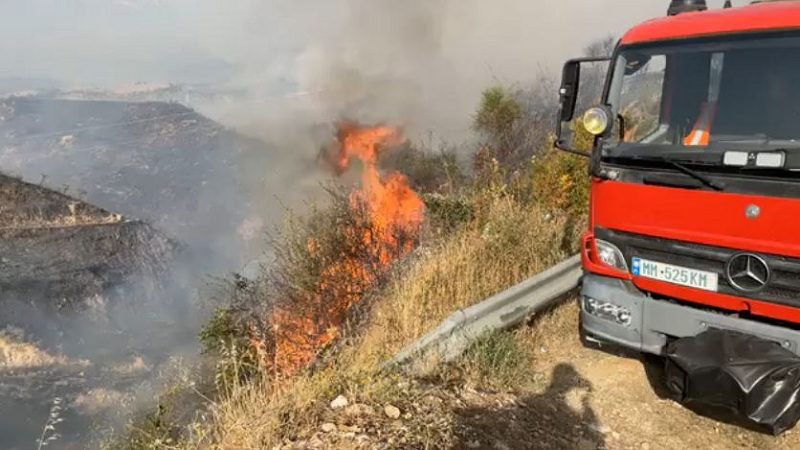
[426,298,580,394]
[0,173,123,230]
[518,298,581,358]
[0,327,90,371]
[357,199,576,366]
[0,207,122,230]
[117,83,591,448]
[115,168,588,448]
[177,192,581,448]
[195,303,582,449]
[192,343,460,449]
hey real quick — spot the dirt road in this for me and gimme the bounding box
[454,302,800,450]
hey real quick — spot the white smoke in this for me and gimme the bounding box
[0,0,679,139]
[187,0,670,140]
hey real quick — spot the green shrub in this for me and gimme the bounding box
[380,144,465,194]
[459,331,532,390]
[423,193,475,233]
[531,147,590,220]
[199,307,241,354]
[474,86,523,139]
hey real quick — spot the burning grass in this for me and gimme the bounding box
[177,194,579,448]
[117,85,589,448]
[211,123,427,377]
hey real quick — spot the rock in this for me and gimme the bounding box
[384,404,401,419]
[330,395,349,410]
[588,423,612,435]
[321,423,337,433]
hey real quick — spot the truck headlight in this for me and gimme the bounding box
[595,239,629,272]
[584,297,632,327]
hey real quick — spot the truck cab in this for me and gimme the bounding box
[556,1,800,356]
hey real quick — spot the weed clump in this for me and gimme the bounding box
[460,332,532,391]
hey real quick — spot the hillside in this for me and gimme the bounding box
[0,97,270,268]
[109,86,588,449]
[109,84,800,450]
[0,171,182,449]
[0,172,174,309]
[0,171,120,228]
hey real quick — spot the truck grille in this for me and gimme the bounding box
[596,228,800,308]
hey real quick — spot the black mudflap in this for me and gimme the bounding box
[666,329,800,435]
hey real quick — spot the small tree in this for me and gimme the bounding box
[474,86,523,141]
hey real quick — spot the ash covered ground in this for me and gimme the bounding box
[0,96,325,448]
[0,96,274,269]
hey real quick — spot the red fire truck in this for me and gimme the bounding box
[556,0,800,357]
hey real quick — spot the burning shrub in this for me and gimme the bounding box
[131,81,596,448]
[229,123,428,377]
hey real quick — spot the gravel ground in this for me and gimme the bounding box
[453,302,800,450]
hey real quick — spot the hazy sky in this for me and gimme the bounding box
[0,0,743,138]
[0,0,716,87]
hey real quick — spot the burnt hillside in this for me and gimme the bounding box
[0,173,175,310]
[0,97,268,268]
[0,166,183,450]
[0,172,120,228]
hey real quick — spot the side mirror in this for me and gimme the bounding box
[554,56,611,158]
[559,60,581,123]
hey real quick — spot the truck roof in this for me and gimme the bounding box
[621,1,800,45]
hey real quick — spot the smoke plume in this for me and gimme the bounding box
[0,0,673,140]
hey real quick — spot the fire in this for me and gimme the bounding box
[263,121,425,376]
[337,121,425,263]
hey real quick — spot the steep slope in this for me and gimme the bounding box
[0,97,268,269]
[0,172,175,309]
[0,172,181,450]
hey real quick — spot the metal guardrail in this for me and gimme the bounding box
[389,254,582,367]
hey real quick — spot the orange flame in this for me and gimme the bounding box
[337,121,425,263]
[264,122,425,376]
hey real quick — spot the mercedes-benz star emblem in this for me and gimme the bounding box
[726,254,770,292]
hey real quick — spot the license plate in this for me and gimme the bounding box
[632,257,719,292]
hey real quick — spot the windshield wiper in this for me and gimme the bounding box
[614,155,726,191]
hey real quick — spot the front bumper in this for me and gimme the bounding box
[581,274,800,356]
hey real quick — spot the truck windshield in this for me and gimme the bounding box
[605,33,800,156]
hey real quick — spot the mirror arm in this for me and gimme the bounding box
[554,137,592,158]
